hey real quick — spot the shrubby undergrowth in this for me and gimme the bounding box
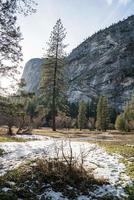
[0,156,106,199]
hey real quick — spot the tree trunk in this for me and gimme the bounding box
[22,128,32,134]
[7,126,13,135]
[16,115,25,134]
[52,41,58,132]
[16,127,22,134]
[52,99,56,131]
[52,64,56,131]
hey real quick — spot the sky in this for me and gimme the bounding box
[1,0,134,91]
[18,0,134,67]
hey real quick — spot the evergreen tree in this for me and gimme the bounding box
[0,1,37,85]
[96,96,109,131]
[115,114,126,131]
[86,98,98,119]
[109,107,117,124]
[96,96,102,130]
[124,96,134,121]
[86,101,90,119]
[0,89,45,135]
[41,19,67,131]
[0,95,27,135]
[115,95,134,132]
[68,102,79,119]
[114,95,134,132]
[78,101,87,130]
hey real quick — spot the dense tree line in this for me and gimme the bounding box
[0,78,45,135]
[115,95,134,132]
[0,16,133,134]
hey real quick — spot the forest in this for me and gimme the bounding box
[0,0,134,200]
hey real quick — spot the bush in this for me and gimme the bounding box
[71,118,78,129]
[0,141,107,200]
[108,123,115,130]
[0,149,4,156]
[55,113,72,129]
[115,115,127,131]
[87,117,95,130]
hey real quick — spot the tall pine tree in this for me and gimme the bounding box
[42,19,67,131]
[78,101,87,130]
[96,96,109,131]
[0,0,37,85]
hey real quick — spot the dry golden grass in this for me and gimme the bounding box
[32,128,107,137]
[0,126,134,145]
[32,128,134,145]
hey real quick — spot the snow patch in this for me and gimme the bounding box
[38,189,68,200]
[1,187,11,192]
[0,135,132,199]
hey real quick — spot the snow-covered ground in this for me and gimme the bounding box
[0,134,133,199]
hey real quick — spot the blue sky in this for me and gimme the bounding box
[18,0,134,66]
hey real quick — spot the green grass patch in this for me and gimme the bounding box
[125,184,134,200]
[98,143,134,159]
[98,143,134,179]
[0,136,28,142]
[0,149,4,156]
[97,143,134,199]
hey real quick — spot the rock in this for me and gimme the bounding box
[128,157,134,162]
[21,58,44,95]
[66,15,134,111]
[22,15,134,111]
[2,187,11,192]
[6,181,16,186]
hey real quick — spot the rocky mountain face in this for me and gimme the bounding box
[21,58,44,95]
[22,15,134,111]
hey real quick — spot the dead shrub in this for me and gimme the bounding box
[35,140,107,196]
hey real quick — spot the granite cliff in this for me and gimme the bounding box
[21,58,44,95]
[22,15,134,111]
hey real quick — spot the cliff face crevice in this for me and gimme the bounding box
[22,15,134,111]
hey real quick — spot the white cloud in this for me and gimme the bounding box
[105,0,131,5]
[119,0,130,5]
[106,0,113,5]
